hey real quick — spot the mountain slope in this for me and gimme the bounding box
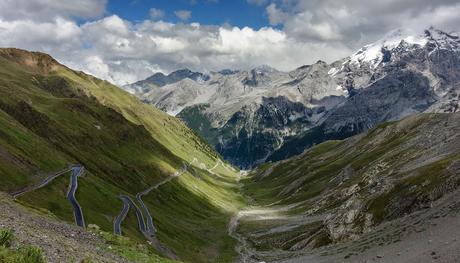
[0,48,244,262]
[0,192,176,263]
[124,69,210,97]
[125,28,460,168]
[235,113,460,262]
[1,48,459,263]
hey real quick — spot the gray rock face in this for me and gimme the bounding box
[216,97,315,168]
[123,69,209,96]
[271,28,460,162]
[322,70,437,134]
[123,28,460,168]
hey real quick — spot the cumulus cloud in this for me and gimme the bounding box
[0,0,106,22]
[267,0,460,45]
[62,16,352,84]
[174,10,192,21]
[0,18,82,52]
[0,0,459,86]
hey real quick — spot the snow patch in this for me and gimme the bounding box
[328,67,339,76]
[348,29,428,69]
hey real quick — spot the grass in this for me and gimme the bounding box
[367,153,460,224]
[0,48,243,262]
[0,229,13,248]
[240,113,460,254]
[177,104,220,146]
[18,246,45,263]
[97,231,177,263]
[0,229,44,263]
[143,167,245,262]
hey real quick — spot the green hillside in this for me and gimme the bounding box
[236,113,460,261]
[0,48,244,263]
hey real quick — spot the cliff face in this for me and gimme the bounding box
[125,28,460,168]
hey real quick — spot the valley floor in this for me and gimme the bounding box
[203,161,460,263]
[283,188,460,263]
[230,183,460,263]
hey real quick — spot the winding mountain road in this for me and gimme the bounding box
[136,192,156,234]
[207,159,234,175]
[113,158,199,260]
[113,195,147,235]
[67,165,86,228]
[10,167,72,199]
[114,159,197,236]
[113,198,129,235]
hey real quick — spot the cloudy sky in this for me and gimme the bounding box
[0,0,459,85]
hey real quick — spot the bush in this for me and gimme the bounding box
[0,229,13,248]
[19,246,45,263]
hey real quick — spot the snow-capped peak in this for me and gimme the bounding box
[424,27,460,51]
[347,27,459,69]
[348,29,428,68]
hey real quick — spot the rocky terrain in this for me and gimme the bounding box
[124,28,460,168]
[233,112,460,262]
[0,192,126,262]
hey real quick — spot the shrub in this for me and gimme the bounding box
[19,246,45,263]
[0,229,13,248]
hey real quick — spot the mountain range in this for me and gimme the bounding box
[0,27,459,263]
[124,27,460,168]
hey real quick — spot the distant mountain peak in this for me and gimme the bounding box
[126,68,209,92]
[346,27,459,69]
[251,64,278,74]
[168,68,209,82]
[171,68,193,74]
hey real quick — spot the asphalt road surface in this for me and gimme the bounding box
[67,165,86,228]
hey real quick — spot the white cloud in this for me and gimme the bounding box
[0,17,82,52]
[149,8,165,19]
[174,10,192,21]
[268,0,460,45]
[266,3,285,25]
[0,0,106,22]
[0,0,459,87]
[72,16,352,85]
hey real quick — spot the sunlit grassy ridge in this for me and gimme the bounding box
[0,48,243,262]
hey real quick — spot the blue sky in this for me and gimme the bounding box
[108,0,270,28]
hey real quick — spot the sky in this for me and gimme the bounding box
[0,0,459,85]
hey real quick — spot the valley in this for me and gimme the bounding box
[1,0,460,262]
[0,48,245,262]
[232,113,460,262]
[0,28,459,263]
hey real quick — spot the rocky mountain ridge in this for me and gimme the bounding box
[124,27,460,168]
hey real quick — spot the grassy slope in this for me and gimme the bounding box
[0,48,243,262]
[241,113,460,253]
